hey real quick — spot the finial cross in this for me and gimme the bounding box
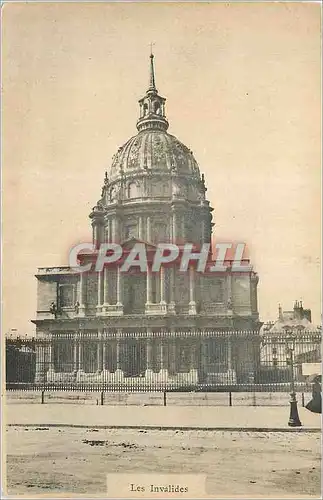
[150,42,155,56]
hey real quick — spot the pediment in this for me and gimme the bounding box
[120,238,158,252]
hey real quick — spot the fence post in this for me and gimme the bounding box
[163,390,167,406]
[229,391,232,407]
[100,391,104,406]
[301,392,305,407]
[41,390,45,404]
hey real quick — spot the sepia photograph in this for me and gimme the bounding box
[1,1,321,498]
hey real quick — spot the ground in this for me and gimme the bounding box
[6,426,321,498]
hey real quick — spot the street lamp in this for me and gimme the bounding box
[286,333,302,427]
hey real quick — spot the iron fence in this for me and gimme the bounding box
[6,330,321,394]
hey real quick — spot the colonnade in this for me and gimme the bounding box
[78,263,199,317]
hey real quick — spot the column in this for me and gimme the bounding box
[108,219,112,242]
[168,266,176,314]
[78,271,86,317]
[116,266,121,304]
[188,265,197,315]
[112,218,116,242]
[102,266,109,312]
[139,216,143,240]
[159,266,167,313]
[146,264,152,305]
[201,217,206,244]
[181,216,185,241]
[116,266,123,314]
[160,267,166,303]
[114,331,124,382]
[172,211,177,242]
[104,225,109,243]
[96,271,103,314]
[93,224,100,248]
[146,216,151,242]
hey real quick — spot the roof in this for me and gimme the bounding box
[108,130,201,181]
[268,317,319,333]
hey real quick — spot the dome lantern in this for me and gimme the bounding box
[136,53,169,132]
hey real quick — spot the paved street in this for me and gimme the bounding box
[5,404,321,431]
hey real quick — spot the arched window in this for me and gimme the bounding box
[152,222,168,243]
[153,101,161,114]
[127,182,139,198]
[110,186,116,202]
[125,224,137,240]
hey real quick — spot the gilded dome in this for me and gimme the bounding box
[109,130,200,180]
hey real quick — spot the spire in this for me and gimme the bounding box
[148,52,157,92]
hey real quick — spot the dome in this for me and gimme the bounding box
[109,130,200,180]
[91,54,212,245]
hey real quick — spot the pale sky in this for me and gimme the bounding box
[2,2,321,335]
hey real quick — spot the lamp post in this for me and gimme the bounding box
[286,334,302,427]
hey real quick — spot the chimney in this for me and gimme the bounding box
[303,308,312,323]
[293,300,301,320]
[278,303,283,321]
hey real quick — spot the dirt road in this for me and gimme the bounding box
[6,427,321,497]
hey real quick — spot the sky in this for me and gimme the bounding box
[2,2,321,335]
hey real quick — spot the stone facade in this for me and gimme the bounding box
[32,54,261,387]
[260,302,321,369]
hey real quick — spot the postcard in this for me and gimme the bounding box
[2,2,321,499]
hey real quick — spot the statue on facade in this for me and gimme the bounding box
[49,301,58,318]
[201,173,207,194]
[170,159,177,173]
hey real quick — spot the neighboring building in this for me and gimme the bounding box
[260,302,321,378]
[32,54,261,388]
[263,301,317,335]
